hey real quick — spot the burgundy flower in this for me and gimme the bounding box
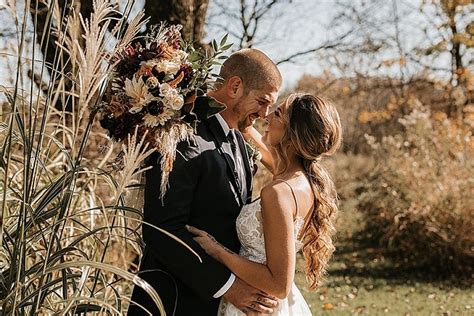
[141,48,160,61]
[111,112,144,141]
[115,57,141,79]
[178,64,194,89]
[152,69,166,81]
[100,114,116,131]
[147,100,165,116]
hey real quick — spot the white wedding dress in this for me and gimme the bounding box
[218,198,312,315]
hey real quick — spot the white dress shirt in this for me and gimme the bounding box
[215,114,248,200]
[212,113,247,298]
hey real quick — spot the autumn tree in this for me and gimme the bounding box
[419,0,473,114]
[304,0,473,118]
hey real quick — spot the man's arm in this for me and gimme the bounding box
[142,142,231,299]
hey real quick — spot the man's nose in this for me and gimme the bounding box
[264,112,273,122]
[258,105,270,118]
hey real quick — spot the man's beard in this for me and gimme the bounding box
[232,93,254,131]
[232,102,249,131]
[237,114,254,131]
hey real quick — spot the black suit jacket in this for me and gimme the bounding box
[129,112,253,315]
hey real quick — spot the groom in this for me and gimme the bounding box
[129,48,282,315]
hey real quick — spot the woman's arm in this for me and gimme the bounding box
[242,126,275,174]
[188,183,296,299]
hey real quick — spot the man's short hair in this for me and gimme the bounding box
[219,48,282,91]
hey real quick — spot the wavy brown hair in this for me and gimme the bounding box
[274,93,342,290]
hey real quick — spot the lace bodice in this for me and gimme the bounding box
[236,199,304,264]
[218,197,312,316]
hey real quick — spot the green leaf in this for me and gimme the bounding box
[188,51,201,62]
[207,97,227,117]
[192,96,226,119]
[220,34,229,46]
[221,43,233,51]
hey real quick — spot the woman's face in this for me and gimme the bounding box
[262,100,287,147]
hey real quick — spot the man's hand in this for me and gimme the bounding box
[223,277,278,314]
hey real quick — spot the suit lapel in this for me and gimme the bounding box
[206,116,244,206]
[235,131,253,203]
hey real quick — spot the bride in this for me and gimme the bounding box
[188,93,342,315]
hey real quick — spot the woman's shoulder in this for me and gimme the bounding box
[261,176,304,197]
[260,180,296,215]
[261,175,313,219]
[261,179,292,198]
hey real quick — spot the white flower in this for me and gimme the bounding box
[160,83,184,111]
[140,50,185,76]
[159,83,173,97]
[155,60,180,75]
[173,50,188,63]
[140,59,159,68]
[124,77,154,113]
[140,58,180,75]
[166,94,184,111]
[143,108,177,127]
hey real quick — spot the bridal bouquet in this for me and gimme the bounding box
[100,24,230,197]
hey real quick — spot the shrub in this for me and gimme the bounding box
[357,104,473,273]
[294,74,473,154]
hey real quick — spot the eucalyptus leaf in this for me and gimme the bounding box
[220,34,229,46]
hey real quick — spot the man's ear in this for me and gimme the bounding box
[226,76,244,99]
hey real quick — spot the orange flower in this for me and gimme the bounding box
[167,71,184,88]
[159,42,175,60]
[136,64,153,77]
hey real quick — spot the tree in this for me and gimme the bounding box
[420,0,473,115]
[207,0,357,64]
[209,0,292,49]
[315,0,473,116]
[144,0,209,45]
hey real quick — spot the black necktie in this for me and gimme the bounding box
[228,130,247,200]
[228,130,238,159]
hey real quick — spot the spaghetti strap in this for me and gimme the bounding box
[277,179,299,219]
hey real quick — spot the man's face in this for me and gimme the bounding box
[233,86,279,131]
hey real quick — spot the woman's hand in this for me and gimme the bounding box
[186,225,233,262]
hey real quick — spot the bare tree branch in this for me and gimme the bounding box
[276,28,356,65]
[211,0,290,49]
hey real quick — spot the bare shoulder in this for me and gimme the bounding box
[261,180,291,200]
[260,181,296,217]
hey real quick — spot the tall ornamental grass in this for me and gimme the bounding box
[0,1,179,314]
[357,102,473,273]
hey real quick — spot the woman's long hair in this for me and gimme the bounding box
[273,93,342,289]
